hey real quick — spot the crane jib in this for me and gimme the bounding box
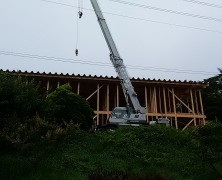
[90,0,146,115]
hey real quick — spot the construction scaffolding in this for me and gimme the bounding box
[7,70,207,130]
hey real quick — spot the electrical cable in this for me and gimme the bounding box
[181,0,222,9]
[0,50,218,76]
[107,0,222,23]
[38,0,222,34]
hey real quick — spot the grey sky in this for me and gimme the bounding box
[0,0,221,81]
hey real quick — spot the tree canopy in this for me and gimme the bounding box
[202,68,222,122]
[0,72,42,129]
[44,84,94,129]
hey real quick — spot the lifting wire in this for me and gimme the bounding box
[75,12,79,56]
[76,0,83,56]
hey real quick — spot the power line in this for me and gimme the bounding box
[181,0,222,9]
[0,50,218,76]
[108,0,222,23]
[38,0,222,34]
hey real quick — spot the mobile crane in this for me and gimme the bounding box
[90,0,169,127]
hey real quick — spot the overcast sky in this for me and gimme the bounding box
[0,0,221,81]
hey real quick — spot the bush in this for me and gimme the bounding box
[44,84,94,130]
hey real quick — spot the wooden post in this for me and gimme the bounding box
[46,80,50,91]
[145,86,148,122]
[172,88,178,129]
[190,89,196,126]
[199,90,206,125]
[194,90,200,114]
[158,87,162,114]
[97,84,100,125]
[77,82,80,95]
[107,84,110,120]
[154,87,158,119]
[168,89,172,113]
[116,84,119,107]
[163,87,167,116]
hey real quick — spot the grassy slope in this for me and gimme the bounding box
[0,125,218,180]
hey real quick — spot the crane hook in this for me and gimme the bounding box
[75,49,79,56]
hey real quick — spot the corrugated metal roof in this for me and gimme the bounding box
[1,69,207,86]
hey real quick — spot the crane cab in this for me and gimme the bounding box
[108,107,147,126]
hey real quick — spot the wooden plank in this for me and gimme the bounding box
[154,87,158,118]
[199,90,206,125]
[159,87,162,114]
[190,89,196,126]
[97,84,100,125]
[182,119,194,130]
[46,80,50,91]
[163,87,167,115]
[86,85,104,101]
[172,88,178,129]
[117,84,119,107]
[194,90,200,114]
[145,86,149,122]
[107,84,110,120]
[77,82,80,95]
[168,88,193,113]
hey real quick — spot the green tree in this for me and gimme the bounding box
[0,72,42,129]
[196,122,222,177]
[202,68,222,122]
[44,84,94,130]
[0,72,45,149]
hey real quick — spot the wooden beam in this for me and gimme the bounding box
[97,84,100,125]
[199,90,206,125]
[116,84,119,107]
[190,89,196,126]
[154,87,158,118]
[77,82,80,95]
[145,86,149,121]
[182,119,194,130]
[168,89,171,113]
[107,84,110,120]
[46,80,50,91]
[194,90,200,114]
[86,85,104,101]
[158,87,162,114]
[168,88,193,113]
[163,87,167,115]
[172,88,178,129]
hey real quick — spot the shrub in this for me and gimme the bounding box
[44,84,94,130]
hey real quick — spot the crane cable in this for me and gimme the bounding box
[75,0,83,56]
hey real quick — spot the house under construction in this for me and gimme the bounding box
[6,70,207,130]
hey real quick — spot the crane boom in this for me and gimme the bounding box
[90,0,146,114]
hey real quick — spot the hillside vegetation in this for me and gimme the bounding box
[1,124,222,180]
[0,72,222,179]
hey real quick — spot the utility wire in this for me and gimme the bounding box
[181,0,222,9]
[108,0,222,23]
[0,50,218,76]
[38,0,222,34]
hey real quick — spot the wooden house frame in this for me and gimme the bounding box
[6,70,207,130]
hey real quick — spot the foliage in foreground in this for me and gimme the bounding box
[1,123,222,180]
[0,73,94,148]
[202,68,222,122]
[44,84,94,130]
